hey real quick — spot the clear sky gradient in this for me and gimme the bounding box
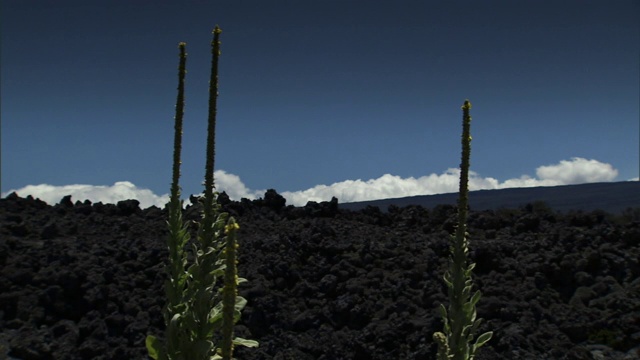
[2,0,639,208]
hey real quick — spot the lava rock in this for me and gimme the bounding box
[0,193,638,359]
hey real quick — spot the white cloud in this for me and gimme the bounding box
[0,170,263,210]
[214,170,264,200]
[1,158,621,208]
[1,181,170,209]
[535,157,618,184]
[282,169,498,205]
[281,157,619,205]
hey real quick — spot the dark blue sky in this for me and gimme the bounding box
[2,0,638,207]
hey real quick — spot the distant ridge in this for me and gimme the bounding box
[340,181,640,214]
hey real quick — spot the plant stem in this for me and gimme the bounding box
[204,25,222,209]
[221,218,239,360]
[434,100,492,360]
[165,42,190,360]
[166,42,188,317]
[189,25,224,353]
[449,100,473,358]
[171,43,187,206]
[147,27,257,360]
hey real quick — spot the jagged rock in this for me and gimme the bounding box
[116,199,140,216]
[217,191,231,206]
[41,222,59,239]
[0,193,638,359]
[263,189,286,211]
[303,197,339,218]
[59,195,74,208]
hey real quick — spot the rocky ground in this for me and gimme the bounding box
[0,191,639,360]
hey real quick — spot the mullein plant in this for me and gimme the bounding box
[146,26,258,360]
[433,100,492,360]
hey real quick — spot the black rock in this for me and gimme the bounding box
[59,195,74,208]
[0,192,638,359]
[116,199,140,216]
[263,189,286,212]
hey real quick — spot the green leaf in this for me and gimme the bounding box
[234,309,243,323]
[469,308,477,323]
[193,339,214,357]
[145,335,164,360]
[443,273,453,288]
[214,214,229,230]
[209,311,223,328]
[470,290,481,307]
[473,331,493,349]
[169,313,182,326]
[211,267,226,277]
[235,296,248,311]
[233,337,259,348]
[183,312,199,334]
[438,303,448,320]
[467,318,483,342]
[463,301,473,314]
[208,301,225,331]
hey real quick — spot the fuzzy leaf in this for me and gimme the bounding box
[470,290,482,307]
[462,300,473,314]
[209,301,224,328]
[443,273,453,288]
[467,318,483,342]
[438,303,448,320]
[473,331,493,349]
[214,215,229,230]
[183,312,199,334]
[193,339,214,357]
[168,312,182,328]
[211,267,226,277]
[235,296,248,311]
[463,285,473,297]
[145,335,163,360]
[233,337,259,348]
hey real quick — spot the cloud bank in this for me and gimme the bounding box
[1,182,171,209]
[2,157,620,208]
[282,157,618,205]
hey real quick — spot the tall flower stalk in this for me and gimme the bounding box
[183,24,224,357]
[146,26,257,360]
[433,100,492,360]
[147,41,191,360]
[221,219,240,359]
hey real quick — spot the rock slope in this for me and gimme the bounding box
[0,192,639,359]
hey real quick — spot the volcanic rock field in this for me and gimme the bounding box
[0,191,639,359]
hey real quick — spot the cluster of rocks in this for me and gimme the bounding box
[0,190,638,359]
